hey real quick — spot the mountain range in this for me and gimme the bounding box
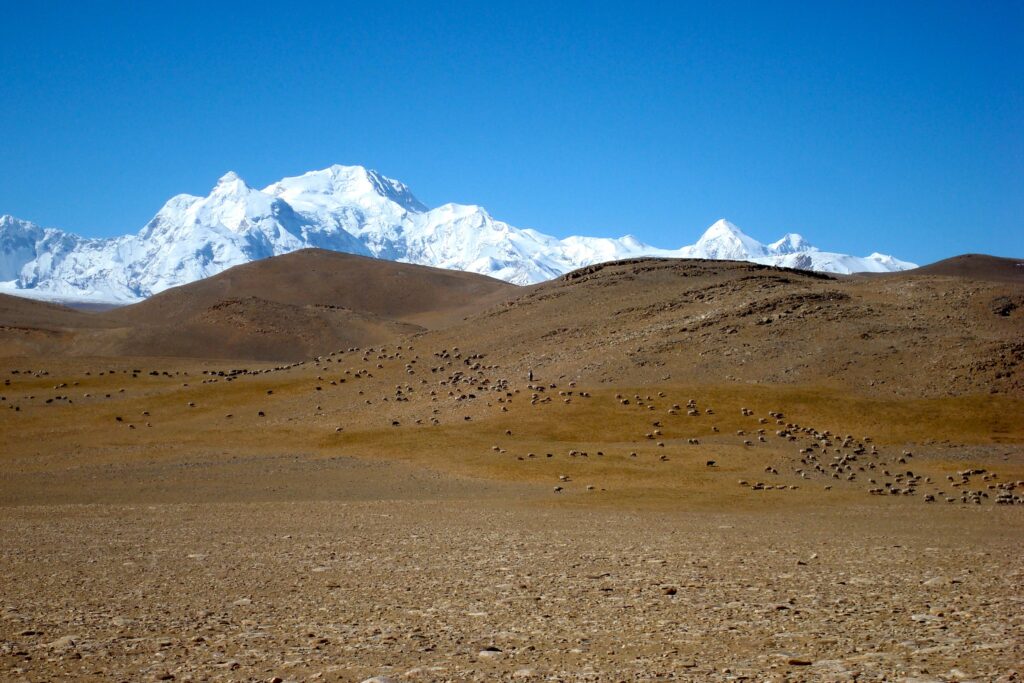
[0,165,916,303]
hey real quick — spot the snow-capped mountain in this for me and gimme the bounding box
[0,165,916,303]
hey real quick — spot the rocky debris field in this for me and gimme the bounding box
[1,499,1022,682]
[1,333,1022,681]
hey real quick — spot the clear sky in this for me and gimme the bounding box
[1,1,1021,263]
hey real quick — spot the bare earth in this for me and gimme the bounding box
[3,498,1022,682]
[1,255,1022,681]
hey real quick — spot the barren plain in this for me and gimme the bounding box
[1,254,1022,681]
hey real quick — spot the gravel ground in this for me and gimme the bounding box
[2,499,1021,682]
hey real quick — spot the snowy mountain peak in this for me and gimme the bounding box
[770,233,816,254]
[265,165,427,215]
[0,165,919,304]
[212,170,255,196]
[0,215,47,281]
[693,219,769,259]
[342,165,426,212]
[704,218,743,235]
[0,215,44,242]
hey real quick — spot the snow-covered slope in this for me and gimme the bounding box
[0,215,46,281]
[0,165,916,303]
[676,220,917,274]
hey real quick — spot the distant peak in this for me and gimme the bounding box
[325,163,369,176]
[769,232,816,254]
[698,219,742,235]
[0,214,41,231]
[691,219,769,258]
[215,171,251,188]
[302,164,383,183]
[698,219,747,240]
[267,164,427,213]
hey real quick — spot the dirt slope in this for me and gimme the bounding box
[1,252,1021,390]
[0,293,112,328]
[906,253,1024,283]
[0,293,120,356]
[103,248,519,328]
[0,250,520,360]
[418,257,1024,398]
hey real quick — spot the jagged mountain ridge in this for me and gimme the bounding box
[0,165,916,303]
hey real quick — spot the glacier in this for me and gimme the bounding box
[0,165,917,304]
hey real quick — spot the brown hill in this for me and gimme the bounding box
[0,250,520,360]
[417,256,1024,398]
[0,293,106,329]
[94,297,425,360]
[2,251,1022,397]
[103,248,520,329]
[0,293,119,356]
[903,253,1024,283]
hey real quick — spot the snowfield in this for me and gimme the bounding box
[0,165,916,303]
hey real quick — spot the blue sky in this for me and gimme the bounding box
[1,1,1021,263]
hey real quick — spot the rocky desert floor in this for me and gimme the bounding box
[1,348,1022,682]
[2,496,1022,683]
